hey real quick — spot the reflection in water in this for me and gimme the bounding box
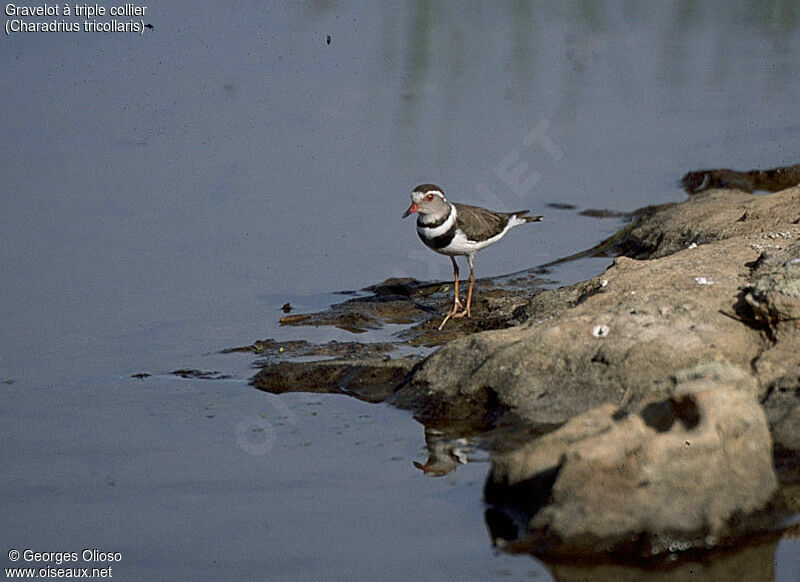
[406,412,794,580]
[541,537,780,582]
[413,426,473,476]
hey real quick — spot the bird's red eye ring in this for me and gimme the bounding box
[425,193,434,201]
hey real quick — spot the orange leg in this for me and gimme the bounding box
[454,255,474,319]
[438,256,464,330]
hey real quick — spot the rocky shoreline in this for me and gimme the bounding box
[241,182,800,561]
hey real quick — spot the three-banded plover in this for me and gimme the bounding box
[403,184,542,330]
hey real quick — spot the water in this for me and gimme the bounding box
[2,1,799,579]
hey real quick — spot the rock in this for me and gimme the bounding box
[365,277,430,297]
[746,242,800,326]
[598,187,800,260]
[578,208,630,219]
[484,366,783,558]
[681,163,800,195]
[221,338,396,359]
[781,484,800,539]
[171,369,231,380]
[762,365,800,469]
[744,240,800,394]
[279,313,312,325]
[276,276,543,345]
[221,338,312,355]
[396,240,764,427]
[251,357,419,403]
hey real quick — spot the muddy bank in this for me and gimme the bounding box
[243,182,800,560]
[274,275,545,345]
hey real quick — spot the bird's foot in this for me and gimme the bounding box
[438,304,470,330]
[437,300,465,330]
[437,314,453,331]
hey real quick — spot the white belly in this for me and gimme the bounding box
[437,218,522,256]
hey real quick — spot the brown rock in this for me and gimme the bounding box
[485,365,783,558]
[251,357,418,403]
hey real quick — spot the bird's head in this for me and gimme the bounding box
[403,184,449,218]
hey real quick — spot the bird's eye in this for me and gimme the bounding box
[425,193,434,201]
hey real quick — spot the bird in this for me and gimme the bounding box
[403,184,542,330]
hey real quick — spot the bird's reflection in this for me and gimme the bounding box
[413,426,474,476]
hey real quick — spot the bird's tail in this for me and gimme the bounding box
[512,210,543,223]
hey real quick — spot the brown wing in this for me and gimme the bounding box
[454,203,526,241]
